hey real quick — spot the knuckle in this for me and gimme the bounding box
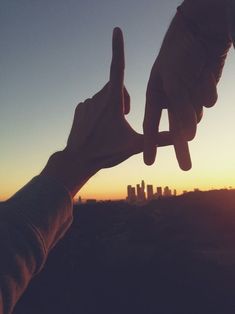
[195,106,203,123]
[185,126,196,141]
[205,92,218,108]
[75,103,82,115]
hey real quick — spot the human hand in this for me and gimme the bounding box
[66,28,170,171]
[143,1,232,171]
[43,28,170,196]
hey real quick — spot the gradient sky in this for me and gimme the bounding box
[1,0,235,200]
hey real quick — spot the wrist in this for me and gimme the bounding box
[179,0,231,42]
[40,150,98,198]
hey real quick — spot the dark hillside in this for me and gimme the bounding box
[14,190,235,314]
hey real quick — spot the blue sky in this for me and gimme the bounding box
[1,0,235,200]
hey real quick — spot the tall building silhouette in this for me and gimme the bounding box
[127,185,132,201]
[147,185,154,200]
[141,180,145,192]
[141,180,146,201]
[136,184,141,201]
[156,187,162,197]
[127,185,136,203]
[135,183,146,202]
[164,186,171,197]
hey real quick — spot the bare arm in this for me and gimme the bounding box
[0,176,72,314]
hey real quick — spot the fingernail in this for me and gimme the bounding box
[113,27,121,37]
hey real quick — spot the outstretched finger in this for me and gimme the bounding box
[109,27,125,93]
[168,110,192,171]
[128,130,173,158]
[143,76,165,165]
[167,85,197,170]
[168,83,197,142]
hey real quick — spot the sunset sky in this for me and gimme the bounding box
[1,0,235,201]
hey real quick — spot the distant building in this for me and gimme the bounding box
[127,185,136,203]
[156,187,162,197]
[136,184,142,201]
[141,180,145,191]
[73,196,82,205]
[164,186,172,197]
[135,183,146,202]
[147,185,154,200]
[127,185,132,200]
[141,180,146,201]
[131,187,136,202]
[86,199,97,204]
[173,189,177,196]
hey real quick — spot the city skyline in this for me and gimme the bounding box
[126,180,176,203]
[73,183,234,204]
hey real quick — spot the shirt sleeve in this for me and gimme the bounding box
[0,175,73,314]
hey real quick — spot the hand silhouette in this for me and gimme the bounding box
[65,28,170,171]
[45,28,171,196]
[143,2,231,171]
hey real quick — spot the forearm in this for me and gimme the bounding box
[0,175,73,313]
[0,151,94,313]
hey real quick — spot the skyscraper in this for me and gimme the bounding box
[127,185,136,203]
[131,187,136,202]
[164,186,171,197]
[141,180,145,192]
[136,184,142,201]
[156,187,162,197]
[127,185,132,201]
[147,185,154,200]
[141,180,146,201]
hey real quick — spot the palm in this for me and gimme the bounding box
[67,82,142,170]
[87,89,142,168]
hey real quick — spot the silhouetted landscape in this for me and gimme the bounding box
[14,190,235,314]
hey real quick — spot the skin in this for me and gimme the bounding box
[42,28,171,197]
[227,0,235,46]
[143,0,232,171]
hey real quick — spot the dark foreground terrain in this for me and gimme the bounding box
[14,190,235,314]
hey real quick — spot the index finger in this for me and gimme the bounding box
[109,27,125,92]
[168,111,192,171]
[167,83,197,170]
[143,74,165,165]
